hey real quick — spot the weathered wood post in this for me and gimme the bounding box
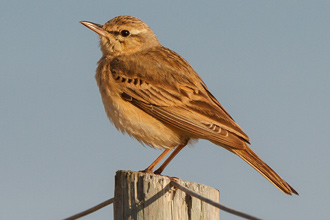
[114,170,220,220]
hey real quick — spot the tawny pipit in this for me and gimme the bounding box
[81,15,298,195]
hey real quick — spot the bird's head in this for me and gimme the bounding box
[80,15,160,56]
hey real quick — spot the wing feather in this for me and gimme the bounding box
[111,46,250,148]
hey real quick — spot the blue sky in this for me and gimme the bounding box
[1,1,330,219]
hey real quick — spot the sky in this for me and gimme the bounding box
[1,1,330,220]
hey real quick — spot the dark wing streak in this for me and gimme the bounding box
[123,94,246,149]
[125,86,179,106]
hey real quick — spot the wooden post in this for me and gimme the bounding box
[114,170,220,220]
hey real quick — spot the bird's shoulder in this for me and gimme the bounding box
[110,46,202,88]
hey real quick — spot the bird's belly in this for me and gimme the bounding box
[100,91,187,149]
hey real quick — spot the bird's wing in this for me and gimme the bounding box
[110,47,249,149]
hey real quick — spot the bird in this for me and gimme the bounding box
[80,15,298,195]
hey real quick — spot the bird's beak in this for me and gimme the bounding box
[80,21,108,37]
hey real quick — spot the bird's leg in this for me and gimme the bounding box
[154,143,187,175]
[142,148,173,173]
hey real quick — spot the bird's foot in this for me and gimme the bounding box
[139,168,154,174]
[153,168,163,175]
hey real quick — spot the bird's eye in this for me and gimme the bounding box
[120,30,130,37]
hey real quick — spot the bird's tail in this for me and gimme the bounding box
[230,143,298,195]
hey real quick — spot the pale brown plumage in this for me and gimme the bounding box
[80,15,298,195]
